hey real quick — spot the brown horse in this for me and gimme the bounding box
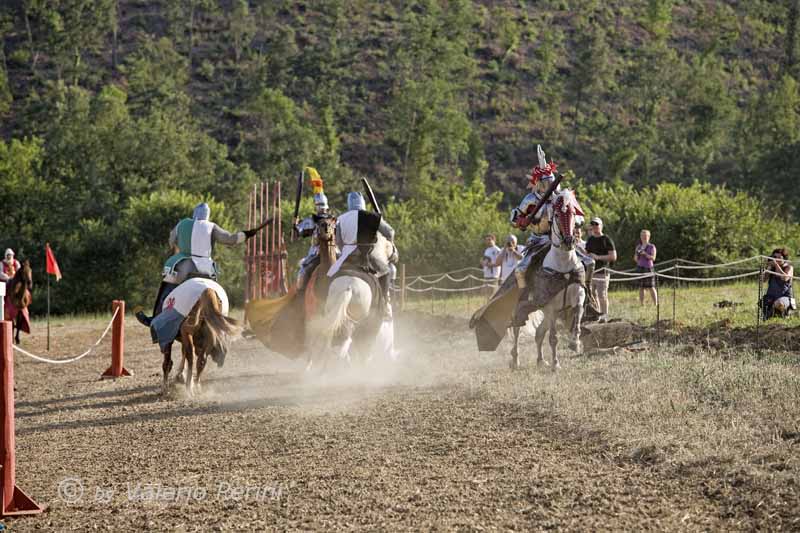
[4,260,32,344]
[162,288,242,396]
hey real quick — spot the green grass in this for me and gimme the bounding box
[402,281,800,330]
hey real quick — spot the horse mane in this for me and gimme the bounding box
[185,288,242,366]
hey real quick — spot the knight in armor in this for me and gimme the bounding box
[136,202,260,327]
[294,184,335,293]
[328,191,397,319]
[509,146,598,325]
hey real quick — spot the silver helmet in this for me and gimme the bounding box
[314,192,329,212]
[347,191,366,211]
[193,202,210,220]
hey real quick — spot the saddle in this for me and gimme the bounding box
[529,266,585,310]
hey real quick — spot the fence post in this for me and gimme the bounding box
[0,321,43,516]
[756,260,764,355]
[655,270,661,346]
[101,300,131,379]
[672,263,678,329]
[400,264,406,312]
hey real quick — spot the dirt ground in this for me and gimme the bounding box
[3,311,798,531]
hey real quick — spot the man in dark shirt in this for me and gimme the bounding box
[585,217,617,322]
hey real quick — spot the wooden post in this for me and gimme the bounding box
[655,271,661,346]
[756,259,764,355]
[0,321,43,516]
[101,300,130,379]
[672,264,678,329]
[400,264,406,312]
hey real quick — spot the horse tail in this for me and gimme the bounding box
[192,289,242,366]
[313,285,353,343]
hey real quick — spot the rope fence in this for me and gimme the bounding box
[12,306,119,364]
[398,255,796,350]
[4,300,130,378]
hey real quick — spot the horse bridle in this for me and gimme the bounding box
[550,196,575,250]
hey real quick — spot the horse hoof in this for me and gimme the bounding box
[537,358,549,368]
[569,341,582,353]
[552,362,561,372]
[509,358,520,371]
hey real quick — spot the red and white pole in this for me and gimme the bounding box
[101,300,130,379]
[0,321,43,516]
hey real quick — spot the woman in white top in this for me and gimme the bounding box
[495,235,524,281]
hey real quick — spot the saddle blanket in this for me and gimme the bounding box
[530,266,585,309]
[150,278,229,351]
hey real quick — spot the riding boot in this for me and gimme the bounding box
[136,282,177,327]
[512,270,533,327]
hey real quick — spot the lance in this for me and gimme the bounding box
[361,177,381,215]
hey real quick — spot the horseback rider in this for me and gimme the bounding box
[294,170,336,294]
[328,191,396,319]
[510,145,598,324]
[136,202,261,327]
[0,249,20,282]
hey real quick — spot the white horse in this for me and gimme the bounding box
[307,233,395,370]
[511,189,586,371]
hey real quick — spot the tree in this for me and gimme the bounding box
[227,0,256,65]
[234,88,324,188]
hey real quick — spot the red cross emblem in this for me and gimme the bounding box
[165,297,176,310]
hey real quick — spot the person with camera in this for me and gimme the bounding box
[481,234,502,296]
[634,229,657,306]
[494,234,524,281]
[761,248,795,319]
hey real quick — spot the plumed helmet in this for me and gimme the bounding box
[314,192,329,212]
[193,202,211,220]
[529,144,558,188]
[347,191,366,211]
[4,249,13,258]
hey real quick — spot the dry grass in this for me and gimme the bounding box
[6,292,799,530]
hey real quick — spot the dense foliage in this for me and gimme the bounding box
[581,182,800,271]
[1,1,799,312]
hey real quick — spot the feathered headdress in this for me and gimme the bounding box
[305,166,328,209]
[529,145,558,185]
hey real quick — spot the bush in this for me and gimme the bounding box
[39,191,239,314]
[582,181,800,270]
[385,179,515,275]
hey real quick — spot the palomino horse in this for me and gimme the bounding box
[4,260,32,345]
[511,189,585,371]
[162,287,241,396]
[307,232,394,370]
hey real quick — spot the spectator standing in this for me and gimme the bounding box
[761,248,794,319]
[634,229,657,306]
[585,218,617,322]
[481,234,502,296]
[495,235,524,281]
[573,225,587,254]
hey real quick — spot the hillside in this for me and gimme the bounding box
[1,0,797,203]
[2,0,800,313]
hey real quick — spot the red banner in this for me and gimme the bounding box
[45,243,62,281]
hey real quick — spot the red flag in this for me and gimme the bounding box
[45,243,62,281]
